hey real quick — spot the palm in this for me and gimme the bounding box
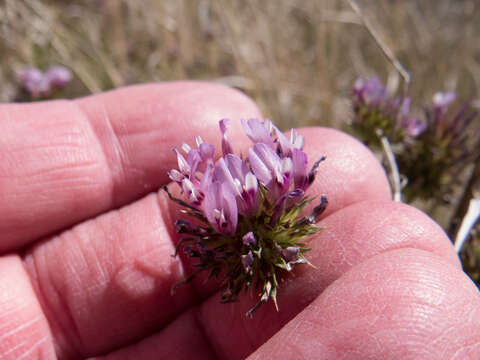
[1,82,479,360]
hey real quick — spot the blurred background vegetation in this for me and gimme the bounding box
[1,0,479,283]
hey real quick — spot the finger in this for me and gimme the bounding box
[0,81,261,252]
[192,201,461,359]
[0,255,55,359]
[22,127,392,358]
[248,249,480,360]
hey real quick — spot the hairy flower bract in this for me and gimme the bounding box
[164,118,327,317]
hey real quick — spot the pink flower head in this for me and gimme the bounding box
[166,118,327,317]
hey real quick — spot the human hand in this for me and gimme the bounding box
[1,82,479,359]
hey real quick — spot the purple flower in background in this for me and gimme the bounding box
[353,76,387,106]
[402,116,427,137]
[433,92,456,110]
[165,118,327,317]
[424,90,478,145]
[20,67,51,97]
[350,76,480,202]
[19,65,72,98]
[351,76,420,142]
[45,66,72,89]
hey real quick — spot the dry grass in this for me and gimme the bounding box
[1,0,480,281]
[2,1,480,127]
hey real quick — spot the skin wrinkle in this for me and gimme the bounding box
[0,301,31,326]
[15,334,50,360]
[29,244,85,357]
[90,219,118,284]
[428,322,459,353]
[111,198,180,299]
[73,100,118,209]
[67,228,103,298]
[427,297,480,355]
[98,102,130,192]
[0,256,56,359]
[452,340,480,359]
[30,227,108,357]
[2,340,28,357]
[353,209,394,250]
[282,318,325,360]
[0,314,43,342]
[26,229,101,359]
[0,106,84,175]
[192,307,222,360]
[286,317,307,350]
[0,100,113,250]
[131,197,185,284]
[20,159,101,179]
[75,204,157,350]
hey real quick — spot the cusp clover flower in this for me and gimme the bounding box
[19,65,72,98]
[164,119,327,317]
[351,76,423,143]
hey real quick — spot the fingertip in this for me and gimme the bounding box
[314,200,461,271]
[251,248,480,360]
